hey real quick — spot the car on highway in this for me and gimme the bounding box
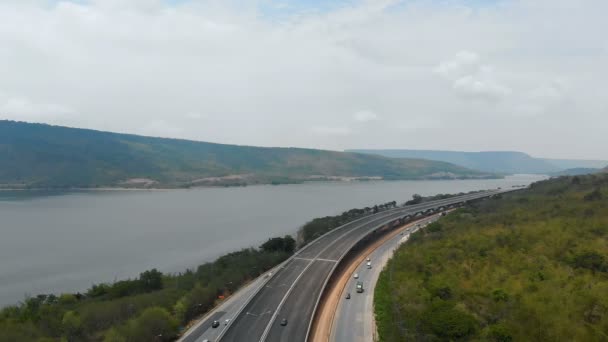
[211,320,220,328]
[346,292,351,299]
[280,318,288,326]
[366,261,372,269]
[366,257,371,262]
[356,281,364,293]
[353,273,359,279]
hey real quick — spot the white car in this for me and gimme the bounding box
[353,273,359,279]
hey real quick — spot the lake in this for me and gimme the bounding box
[0,175,545,306]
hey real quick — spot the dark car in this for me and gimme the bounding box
[346,293,351,299]
[280,318,288,326]
[211,320,220,328]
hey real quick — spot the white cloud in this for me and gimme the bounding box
[311,126,352,136]
[353,110,379,122]
[185,112,208,120]
[435,51,511,102]
[0,92,75,123]
[139,119,184,137]
[434,50,480,78]
[452,75,511,101]
[0,0,606,158]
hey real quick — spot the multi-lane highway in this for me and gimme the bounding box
[331,214,438,342]
[180,189,504,342]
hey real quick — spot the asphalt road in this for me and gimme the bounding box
[178,266,279,342]
[331,215,440,342]
[218,190,503,342]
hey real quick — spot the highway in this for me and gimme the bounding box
[214,190,503,342]
[179,267,278,342]
[330,214,438,342]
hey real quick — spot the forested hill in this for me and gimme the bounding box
[0,121,494,188]
[375,173,608,341]
[348,149,608,174]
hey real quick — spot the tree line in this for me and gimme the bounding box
[0,236,295,341]
[375,174,608,341]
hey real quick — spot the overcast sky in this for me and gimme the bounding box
[1,0,607,159]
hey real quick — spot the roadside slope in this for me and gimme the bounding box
[375,174,608,341]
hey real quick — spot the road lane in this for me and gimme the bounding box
[216,190,504,342]
[220,258,310,342]
[265,260,336,342]
[331,215,439,342]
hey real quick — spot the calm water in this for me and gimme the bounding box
[0,175,545,306]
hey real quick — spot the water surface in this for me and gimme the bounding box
[0,175,544,306]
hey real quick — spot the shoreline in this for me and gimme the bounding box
[0,175,506,192]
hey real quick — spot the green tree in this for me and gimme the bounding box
[62,311,82,340]
[123,307,178,342]
[103,328,126,342]
[139,269,163,292]
[422,302,477,339]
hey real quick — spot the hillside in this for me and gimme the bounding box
[348,149,559,174]
[0,121,494,188]
[542,158,608,170]
[550,167,601,176]
[375,174,608,341]
[348,149,608,175]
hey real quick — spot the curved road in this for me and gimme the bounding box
[330,214,439,341]
[216,190,502,342]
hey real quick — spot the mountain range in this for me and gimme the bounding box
[0,121,495,189]
[348,149,607,175]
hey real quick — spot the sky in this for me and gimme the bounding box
[0,0,607,159]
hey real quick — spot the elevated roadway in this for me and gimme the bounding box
[215,190,504,342]
[330,215,436,342]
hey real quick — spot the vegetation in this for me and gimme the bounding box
[550,167,601,176]
[375,174,608,341]
[403,190,482,206]
[0,236,295,341]
[349,149,608,175]
[297,201,397,245]
[0,121,494,189]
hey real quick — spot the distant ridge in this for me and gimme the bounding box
[0,121,496,189]
[550,168,601,176]
[348,149,608,175]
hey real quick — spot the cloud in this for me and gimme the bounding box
[452,75,512,101]
[435,51,511,102]
[0,92,75,123]
[434,50,480,78]
[353,110,379,122]
[311,126,352,136]
[0,0,606,158]
[185,112,207,120]
[138,119,184,137]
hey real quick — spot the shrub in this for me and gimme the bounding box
[487,323,513,342]
[421,302,477,339]
[583,189,603,201]
[427,222,443,233]
[123,307,178,342]
[571,251,606,272]
[492,289,509,302]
